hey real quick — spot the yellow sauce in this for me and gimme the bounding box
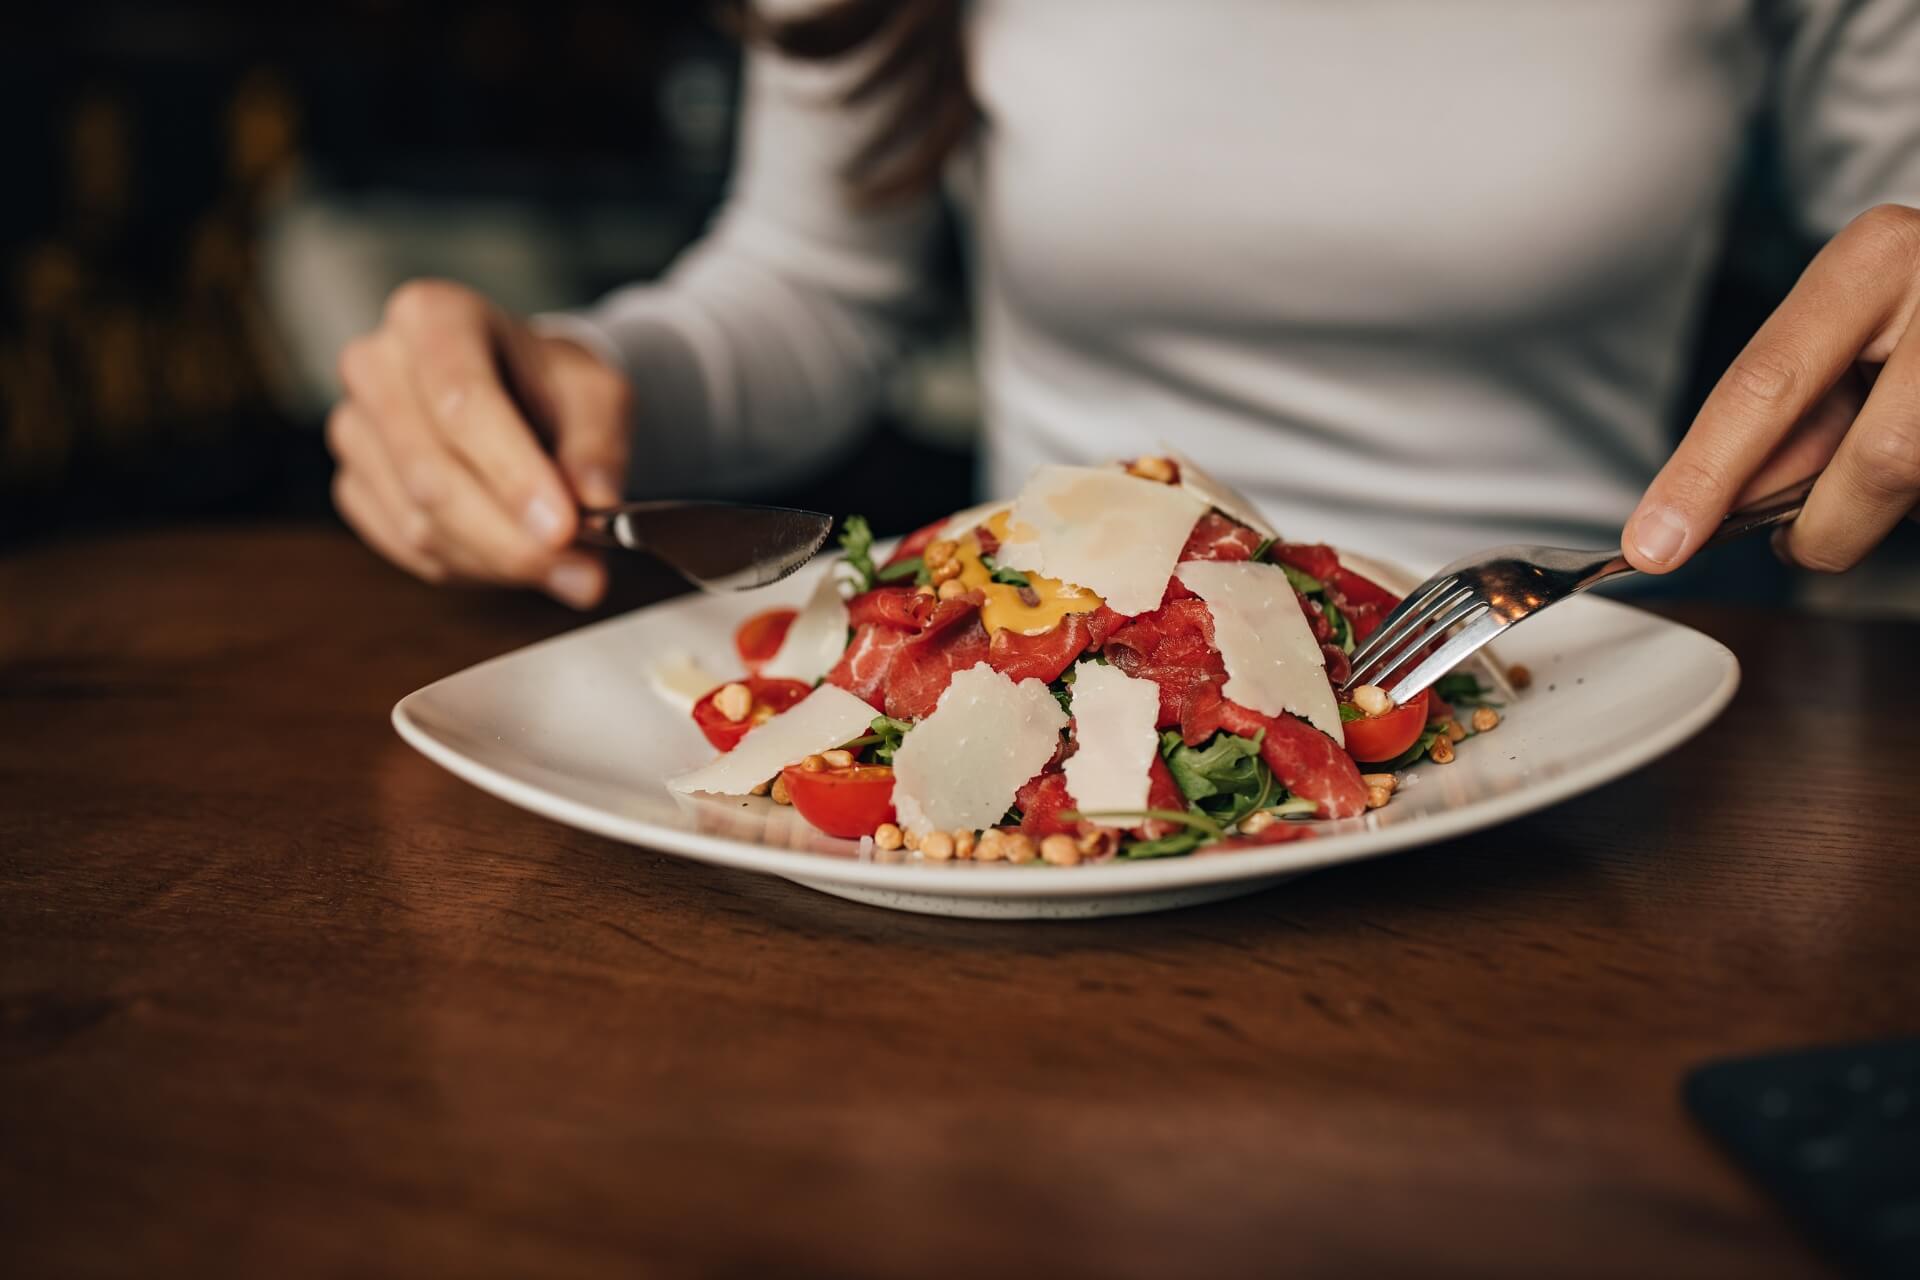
[954,511,1104,638]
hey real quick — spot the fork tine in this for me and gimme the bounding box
[1383,609,1506,705]
[1357,590,1489,690]
[1345,578,1470,688]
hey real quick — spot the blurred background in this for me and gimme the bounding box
[3,0,1915,612]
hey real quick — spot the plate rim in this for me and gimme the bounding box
[391,592,1740,900]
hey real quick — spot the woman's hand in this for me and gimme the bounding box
[327,279,633,608]
[1625,203,1920,575]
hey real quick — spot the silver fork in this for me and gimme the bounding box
[1342,475,1817,704]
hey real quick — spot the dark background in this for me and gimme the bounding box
[6,0,1890,595]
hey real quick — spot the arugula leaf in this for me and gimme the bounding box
[838,515,878,593]
[1259,797,1320,819]
[1119,828,1209,860]
[1371,726,1443,773]
[875,555,925,586]
[1159,729,1286,830]
[1252,536,1276,562]
[1050,682,1074,716]
[1066,807,1224,837]
[1321,599,1355,655]
[1338,702,1364,723]
[1278,562,1324,595]
[979,555,1030,588]
[1432,672,1501,708]
[850,714,913,765]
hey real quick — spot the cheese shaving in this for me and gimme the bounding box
[668,685,878,796]
[1063,661,1162,817]
[1175,560,1344,745]
[996,465,1207,616]
[890,665,1068,836]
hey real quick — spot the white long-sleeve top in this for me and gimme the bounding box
[550,0,1920,570]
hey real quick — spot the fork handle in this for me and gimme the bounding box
[1584,473,1818,589]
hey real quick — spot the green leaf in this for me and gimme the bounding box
[1259,797,1320,819]
[1119,828,1209,860]
[838,515,877,593]
[1371,727,1443,773]
[875,555,925,585]
[1065,807,1224,838]
[1252,536,1276,562]
[1432,672,1501,708]
[1278,562,1324,595]
[858,714,913,765]
[1158,729,1288,830]
[979,555,1031,588]
[1321,599,1355,655]
[1338,702,1364,723]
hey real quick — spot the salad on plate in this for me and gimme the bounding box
[660,455,1507,866]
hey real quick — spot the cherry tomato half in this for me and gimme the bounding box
[1341,688,1431,764]
[780,764,897,839]
[691,676,811,752]
[734,608,797,673]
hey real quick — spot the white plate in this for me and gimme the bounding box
[393,561,1738,919]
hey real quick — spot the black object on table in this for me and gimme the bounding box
[1686,1038,1920,1279]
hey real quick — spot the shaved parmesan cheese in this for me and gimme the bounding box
[936,499,1010,542]
[1063,661,1161,817]
[1165,447,1278,540]
[996,465,1207,616]
[648,650,727,715]
[669,684,877,795]
[891,666,1068,835]
[759,570,849,682]
[1175,560,1345,745]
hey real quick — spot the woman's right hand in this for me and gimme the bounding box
[327,279,634,609]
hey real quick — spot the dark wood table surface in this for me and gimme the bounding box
[5,523,1917,1278]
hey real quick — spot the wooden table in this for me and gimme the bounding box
[5,523,1917,1278]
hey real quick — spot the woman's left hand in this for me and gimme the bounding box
[1624,202,1920,574]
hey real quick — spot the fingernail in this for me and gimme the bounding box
[546,559,602,609]
[580,466,621,509]
[1769,526,1797,568]
[524,494,567,545]
[1632,505,1690,566]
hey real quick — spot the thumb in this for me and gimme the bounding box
[533,335,633,510]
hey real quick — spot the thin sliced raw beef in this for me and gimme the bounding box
[989,613,1093,684]
[1106,600,1230,730]
[1326,566,1399,643]
[1269,542,1341,582]
[1016,769,1077,837]
[824,623,912,710]
[882,599,991,721]
[1183,688,1367,819]
[1135,755,1189,839]
[848,586,934,630]
[1179,512,1264,563]
[1206,821,1316,851]
[881,516,947,569]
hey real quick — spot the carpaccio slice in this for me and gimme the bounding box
[1182,685,1367,819]
[882,597,992,721]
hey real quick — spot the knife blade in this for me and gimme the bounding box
[578,501,835,592]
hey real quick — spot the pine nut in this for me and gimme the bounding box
[1039,834,1081,866]
[874,822,904,851]
[712,682,752,722]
